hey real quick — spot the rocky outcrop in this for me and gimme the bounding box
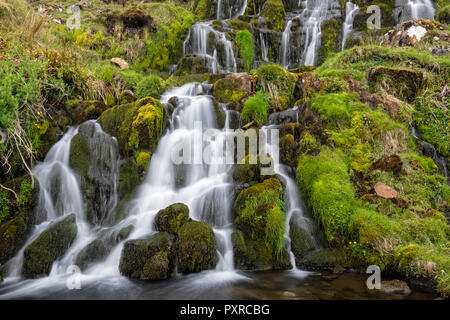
[22,214,78,278]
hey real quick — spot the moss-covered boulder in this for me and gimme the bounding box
[366,67,427,102]
[298,248,366,273]
[260,0,286,32]
[22,214,78,278]
[75,239,108,271]
[177,221,217,273]
[119,232,176,280]
[98,96,166,156]
[175,55,210,76]
[289,219,315,260]
[233,178,292,270]
[155,203,189,235]
[279,134,297,166]
[212,76,251,104]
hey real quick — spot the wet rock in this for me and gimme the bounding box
[75,239,108,270]
[289,219,315,260]
[380,280,411,296]
[23,214,78,278]
[119,232,176,280]
[111,57,129,70]
[175,55,210,75]
[268,107,299,125]
[374,182,398,199]
[177,221,217,273]
[155,203,189,235]
[370,155,403,175]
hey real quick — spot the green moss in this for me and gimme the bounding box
[155,203,189,235]
[317,19,342,65]
[279,134,296,166]
[213,77,248,104]
[437,5,450,24]
[75,239,108,271]
[136,152,150,169]
[241,91,270,126]
[256,64,295,110]
[98,97,166,156]
[235,30,255,72]
[194,0,213,20]
[135,75,164,99]
[260,0,286,32]
[23,214,78,278]
[178,221,217,273]
[69,133,90,178]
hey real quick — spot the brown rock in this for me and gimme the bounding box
[111,57,129,70]
[374,182,398,199]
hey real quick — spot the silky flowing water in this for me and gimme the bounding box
[0,0,441,300]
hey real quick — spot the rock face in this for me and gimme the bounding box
[380,280,412,296]
[177,221,217,273]
[154,203,189,235]
[175,55,210,75]
[374,182,399,199]
[69,121,120,225]
[75,239,108,270]
[22,214,78,278]
[119,232,177,280]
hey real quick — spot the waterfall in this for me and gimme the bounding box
[217,0,248,20]
[341,1,359,51]
[394,0,436,24]
[183,22,237,74]
[279,0,341,68]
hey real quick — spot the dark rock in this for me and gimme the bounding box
[370,155,403,175]
[380,280,412,296]
[75,239,108,270]
[23,214,78,278]
[119,232,176,280]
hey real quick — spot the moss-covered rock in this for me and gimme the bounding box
[289,219,315,260]
[155,203,189,235]
[177,221,217,273]
[233,178,292,270]
[98,96,166,156]
[119,232,176,280]
[22,214,78,278]
[260,0,286,32]
[317,19,343,65]
[279,134,297,166]
[256,64,295,110]
[75,239,108,271]
[299,248,366,272]
[366,67,427,102]
[175,55,210,76]
[212,77,250,104]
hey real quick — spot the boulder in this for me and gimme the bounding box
[22,214,78,278]
[212,75,253,104]
[289,219,315,260]
[175,55,210,76]
[154,203,189,235]
[380,279,412,296]
[119,232,176,280]
[177,221,217,273]
[98,96,166,156]
[75,239,108,270]
[374,182,398,199]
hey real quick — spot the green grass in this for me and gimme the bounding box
[241,91,270,126]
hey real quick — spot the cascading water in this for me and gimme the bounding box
[341,1,359,51]
[394,0,436,23]
[217,0,248,20]
[183,22,237,74]
[280,0,341,68]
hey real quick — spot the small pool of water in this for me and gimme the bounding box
[0,270,438,300]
